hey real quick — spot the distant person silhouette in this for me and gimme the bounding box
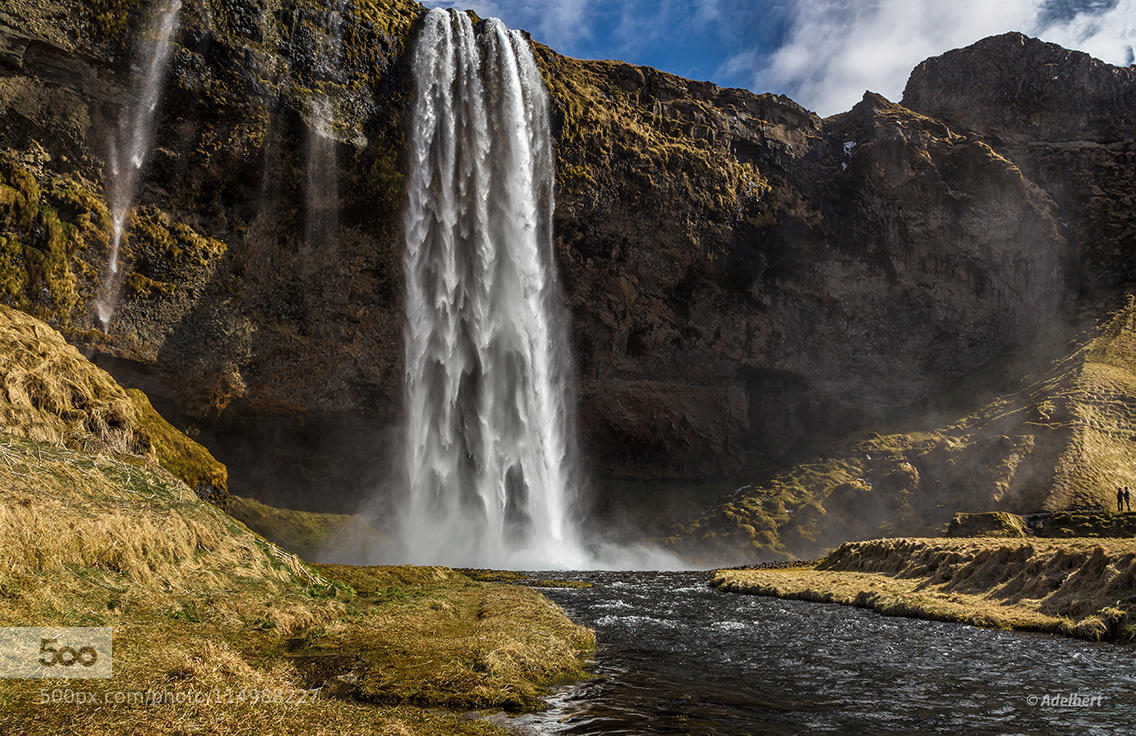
[1126,487,1132,512]
[1120,486,1126,512]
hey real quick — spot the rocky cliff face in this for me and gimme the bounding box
[1,0,423,509]
[538,44,1068,481]
[901,33,1136,289]
[0,3,1131,523]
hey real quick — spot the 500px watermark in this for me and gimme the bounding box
[0,627,112,679]
[35,688,320,706]
[1025,692,1105,708]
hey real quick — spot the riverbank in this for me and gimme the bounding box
[712,537,1136,642]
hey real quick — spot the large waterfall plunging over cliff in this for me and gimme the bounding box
[399,9,587,568]
[96,0,182,330]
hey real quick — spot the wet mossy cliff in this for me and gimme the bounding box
[1,1,1133,513]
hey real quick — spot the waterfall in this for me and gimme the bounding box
[305,96,338,254]
[399,8,589,568]
[96,0,182,330]
[304,8,345,256]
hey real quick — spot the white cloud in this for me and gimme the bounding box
[724,0,1136,116]
[1039,0,1136,65]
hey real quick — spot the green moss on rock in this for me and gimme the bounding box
[227,494,383,560]
[0,154,93,326]
[126,388,228,507]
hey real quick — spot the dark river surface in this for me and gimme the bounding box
[500,571,1135,735]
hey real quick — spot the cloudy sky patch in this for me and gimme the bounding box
[423,0,1136,115]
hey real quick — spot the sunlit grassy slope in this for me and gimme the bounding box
[0,308,593,735]
[0,304,227,501]
[676,290,1136,563]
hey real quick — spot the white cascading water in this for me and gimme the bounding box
[304,7,344,254]
[305,95,338,253]
[399,8,590,569]
[97,0,182,330]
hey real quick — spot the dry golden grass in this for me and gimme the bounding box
[713,537,1136,641]
[0,431,313,598]
[0,432,593,734]
[0,307,593,734]
[0,305,146,455]
[0,617,506,736]
[0,306,231,500]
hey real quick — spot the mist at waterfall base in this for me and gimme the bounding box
[96,0,182,330]
[325,9,686,572]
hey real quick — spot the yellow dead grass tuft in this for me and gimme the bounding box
[0,305,147,455]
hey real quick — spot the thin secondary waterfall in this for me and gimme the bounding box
[305,96,338,253]
[97,0,182,330]
[399,8,588,568]
[304,7,344,254]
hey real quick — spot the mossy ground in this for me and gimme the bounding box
[228,494,385,561]
[459,570,594,589]
[712,537,1136,642]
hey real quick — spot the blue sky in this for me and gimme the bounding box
[423,0,1136,116]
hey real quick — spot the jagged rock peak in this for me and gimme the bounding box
[901,31,1136,143]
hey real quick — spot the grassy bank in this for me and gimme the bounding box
[0,430,594,734]
[712,537,1136,642]
[0,309,594,734]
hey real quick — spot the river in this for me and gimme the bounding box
[502,571,1135,735]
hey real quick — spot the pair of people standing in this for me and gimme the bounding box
[1117,486,1132,512]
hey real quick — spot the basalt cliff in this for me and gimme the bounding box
[1,1,1133,559]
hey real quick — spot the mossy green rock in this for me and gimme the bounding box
[127,388,228,507]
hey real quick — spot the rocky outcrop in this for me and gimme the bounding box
[540,49,1067,480]
[0,3,1130,521]
[902,33,1136,287]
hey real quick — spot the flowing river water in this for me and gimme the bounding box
[500,571,1135,735]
